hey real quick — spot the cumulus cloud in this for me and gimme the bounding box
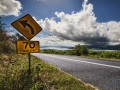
[0,0,22,16]
[37,0,120,45]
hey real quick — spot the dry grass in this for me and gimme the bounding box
[0,54,98,90]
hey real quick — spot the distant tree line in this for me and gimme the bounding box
[41,44,120,59]
[41,44,89,56]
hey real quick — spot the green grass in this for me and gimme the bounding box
[88,50,120,60]
[0,54,97,90]
[41,49,120,60]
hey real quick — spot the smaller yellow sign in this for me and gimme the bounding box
[17,41,40,54]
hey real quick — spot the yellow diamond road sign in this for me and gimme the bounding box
[11,14,42,40]
[17,41,40,54]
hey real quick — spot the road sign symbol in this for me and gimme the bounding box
[19,20,34,35]
[11,14,42,40]
[17,41,40,54]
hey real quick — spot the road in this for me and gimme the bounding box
[32,53,120,90]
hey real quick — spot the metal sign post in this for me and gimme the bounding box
[28,53,31,76]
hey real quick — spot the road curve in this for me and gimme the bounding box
[32,53,120,90]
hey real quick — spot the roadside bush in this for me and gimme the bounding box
[74,44,89,56]
[74,44,81,56]
[89,50,120,59]
[0,28,10,42]
[0,19,16,54]
[80,46,89,55]
[0,41,15,54]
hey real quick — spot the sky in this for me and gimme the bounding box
[0,0,120,49]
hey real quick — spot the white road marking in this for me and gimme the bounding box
[39,54,120,69]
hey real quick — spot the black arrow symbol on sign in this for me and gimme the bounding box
[19,20,34,35]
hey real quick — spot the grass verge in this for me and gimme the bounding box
[41,49,120,61]
[0,54,98,90]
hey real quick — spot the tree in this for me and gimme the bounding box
[0,17,9,42]
[80,46,88,55]
[16,33,26,40]
[74,44,82,56]
[0,17,15,54]
[74,44,89,56]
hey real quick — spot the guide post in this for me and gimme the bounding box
[28,53,31,76]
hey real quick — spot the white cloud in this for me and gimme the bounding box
[32,36,84,47]
[7,32,16,36]
[36,0,120,47]
[107,21,120,42]
[0,0,22,16]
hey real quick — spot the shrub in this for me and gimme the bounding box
[0,41,15,54]
[81,46,89,55]
[0,18,15,54]
[74,44,89,56]
[74,44,82,56]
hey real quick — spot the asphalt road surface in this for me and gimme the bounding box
[32,53,120,90]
